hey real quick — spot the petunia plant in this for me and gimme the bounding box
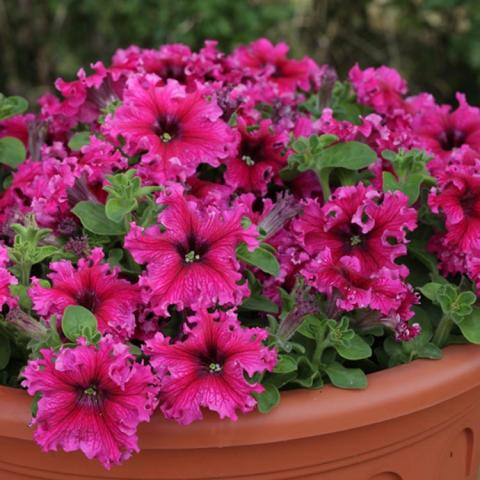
[0,38,480,469]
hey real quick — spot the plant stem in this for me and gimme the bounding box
[312,325,329,366]
[318,169,331,202]
[432,314,453,348]
[20,262,31,286]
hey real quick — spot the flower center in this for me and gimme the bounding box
[350,235,362,246]
[438,128,466,151]
[208,362,222,373]
[84,386,98,396]
[184,250,200,263]
[152,115,181,143]
[240,138,265,166]
[78,384,104,410]
[76,289,100,312]
[176,234,209,264]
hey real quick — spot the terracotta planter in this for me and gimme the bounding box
[0,344,480,480]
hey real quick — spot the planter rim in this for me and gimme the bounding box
[0,344,479,450]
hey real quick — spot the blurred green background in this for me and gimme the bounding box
[1,0,479,104]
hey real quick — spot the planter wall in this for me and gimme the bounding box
[0,344,479,480]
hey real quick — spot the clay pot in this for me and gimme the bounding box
[0,344,479,480]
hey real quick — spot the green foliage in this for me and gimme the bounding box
[377,308,442,367]
[0,93,28,120]
[240,272,279,313]
[419,280,480,346]
[382,149,435,205]
[236,242,280,277]
[0,137,26,169]
[8,218,58,285]
[72,201,128,236]
[68,132,91,151]
[103,169,161,224]
[61,305,101,344]
[284,135,377,200]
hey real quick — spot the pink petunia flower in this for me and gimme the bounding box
[230,38,320,93]
[124,192,259,316]
[428,165,480,254]
[0,244,17,309]
[105,77,234,183]
[144,309,276,424]
[22,336,159,468]
[29,248,140,339]
[302,248,419,339]
[349,64,408,114]
[293,184,417,276]
[413,93,480,163]
[224,117,289,194]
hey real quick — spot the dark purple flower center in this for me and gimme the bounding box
[460,191,478,217]
[159,62,186,83]
[341,223,365,250]
[152,114,181,143]
[198,344,225,375]
[77,384,105,410]
[76,289,100,312]
[241,138,265,166]
[438,128,466,151]
[176,234,210,264]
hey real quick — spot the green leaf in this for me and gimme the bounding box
[419,282,442,302]
[310,141,377,172]
[297,314,327,339]
[335,334,372,360]
[0,137,26,168]
[236,243,280,277]
[383,171,425,205]
[68,132,90,151]
[72,201,127,235]
[325,362,368,389]
[0,337,11,370]
[456,306,480,344]
[273,355,297,374]
[417,343,443,359]
[9,284,32,310]
[61,305,99,342]
[240,294,279,313]
[458,291,477,306]
[105,197,137,223]
[254,383,281,413]
[0,96,28,120]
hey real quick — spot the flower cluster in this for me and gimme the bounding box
[0,39,478,469]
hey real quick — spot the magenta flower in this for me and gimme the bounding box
[105,77,234,182]
[413,93,480,160]
[29,248,140,339]
[144,309,276,425]
[124,192,259,316]
[293,184,417,276]
[230,38,319,92]
[22,336,159,468]
[349,64,407,114]
[224,117,289,194]
[303,248,413,315]
[0,244,17,309]
[303,248,419,339]
[429,165,480,254]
